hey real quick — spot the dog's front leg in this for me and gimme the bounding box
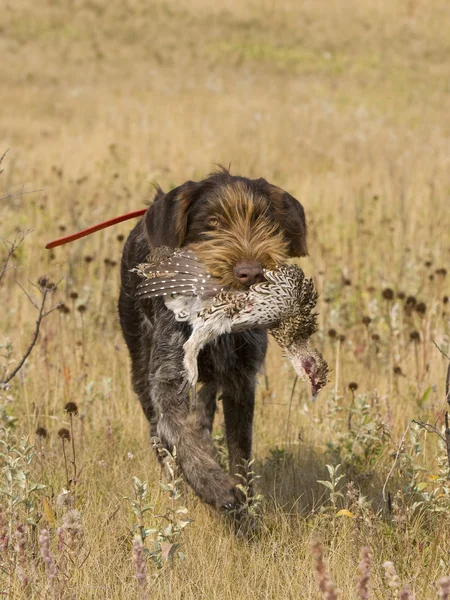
[221,376,256,484]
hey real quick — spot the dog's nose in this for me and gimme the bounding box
[233,262,265,287]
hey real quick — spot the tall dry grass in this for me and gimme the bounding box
[1,0,450,597]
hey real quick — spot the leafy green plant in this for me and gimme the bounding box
[326,392,391,477]
[125,441,192,575]
[232,458,265,536]
[0,426,46,591]
[318,463,345,514]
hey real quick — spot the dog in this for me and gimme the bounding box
[118,168,308,510]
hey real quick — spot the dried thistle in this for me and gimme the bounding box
[312,540,340,599]
[58,428,70,441]
[382,561,401,591]
[58,509,83,553]
[438,577,450,600]
[400,586,414,600]
[132,536,147,588]
[57,303,70,314]
[56,488,74,509]
[39,528,57,581]
[358,547,371,600]
[410,331,421,343]
[64,402,78,415]
[38,276,54,291]
[36,426,48,439]
[415,302,426,315]
[14,524,29,587]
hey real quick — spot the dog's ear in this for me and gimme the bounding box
[269,185,308,257]
[145,181,201,248]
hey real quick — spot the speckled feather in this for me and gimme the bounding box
[134,248,225,299]
[133,247,329,398]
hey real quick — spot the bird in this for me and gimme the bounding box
[133,247,329,399]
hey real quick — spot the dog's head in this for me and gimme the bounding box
[145,169,308,289]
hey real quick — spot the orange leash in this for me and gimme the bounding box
[45,208,147,249]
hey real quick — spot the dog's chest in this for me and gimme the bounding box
[197,329,268,382]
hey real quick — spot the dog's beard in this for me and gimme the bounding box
[188,215,289,289]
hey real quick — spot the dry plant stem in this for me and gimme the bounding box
[38,437,45,480]
[445,412,450,475]
[69,413,77,486]
[0,286,60,385]
[433,340,450,362]
[411,362,450,476]
[1,186,43,203]
[334,338,340,399]
[0,230,28,286]
[0,148,8,174]
[382,421,412,502]
[447,364,450,472]
[285,374,298,440]
[79,311,86,370]
[444,360,450,411]
[348,388,355,431]
[423,513,446,594]
[61,439,70,489]
[433,342,450,469]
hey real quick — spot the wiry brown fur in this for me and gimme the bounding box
[189,180,289,288]
[119,168,308,511]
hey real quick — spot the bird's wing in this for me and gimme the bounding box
[135,248,208,277]
[135,275,224,299]
[133,248,225,299]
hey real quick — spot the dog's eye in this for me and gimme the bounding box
[207,217,220,229]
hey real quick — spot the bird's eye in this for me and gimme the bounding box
[207,217,220,229]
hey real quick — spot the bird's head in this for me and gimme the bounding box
[287,346,329,400]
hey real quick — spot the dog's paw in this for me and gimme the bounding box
[221,501,238,512]
[218,486,243,514]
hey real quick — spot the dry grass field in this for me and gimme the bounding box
[1,0,450,597]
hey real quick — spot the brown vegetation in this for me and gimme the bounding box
[1,0,450,597]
